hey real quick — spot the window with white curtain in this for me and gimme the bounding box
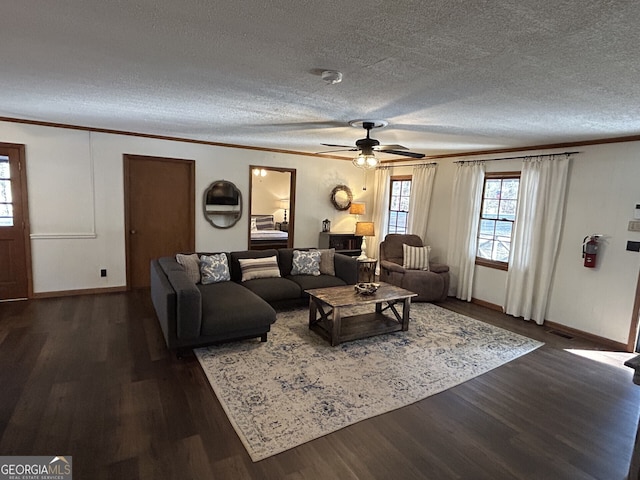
[476,172,520,269]
[387,176,411,234]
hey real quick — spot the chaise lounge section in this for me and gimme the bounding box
[150,247,358,352]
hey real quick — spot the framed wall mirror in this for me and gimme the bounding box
[203,180,242,228]
[248,166,296,250]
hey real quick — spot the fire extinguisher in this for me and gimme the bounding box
[582,235,600,268]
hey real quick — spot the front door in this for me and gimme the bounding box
[124,154,195,289]
[0,144,31,300]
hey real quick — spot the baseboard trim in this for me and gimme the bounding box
[544,321,628,352]
[470,297,628,351]
[470,298,503,312]
[32,286,127,299]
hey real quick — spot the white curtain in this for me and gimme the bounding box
[407,164,437,242]
[504,154,570,324]
[370,167,391,261]
[446,162,485,300]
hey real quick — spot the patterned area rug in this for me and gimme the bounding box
[194,303,543,462]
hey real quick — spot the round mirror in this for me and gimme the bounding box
[330,184,353,211]
[203,180,242,228]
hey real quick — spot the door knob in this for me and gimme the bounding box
[130,229,136,234]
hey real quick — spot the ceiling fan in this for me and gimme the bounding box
[318,120,426,168]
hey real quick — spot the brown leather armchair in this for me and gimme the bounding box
[379,234,450,302]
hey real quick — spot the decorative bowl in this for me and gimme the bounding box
[354,282,380,295]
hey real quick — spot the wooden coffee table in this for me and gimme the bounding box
[306,282,417,346]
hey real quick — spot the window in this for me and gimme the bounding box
[388,176,411,234]
[476,172,520,269]
[0,156,12,227]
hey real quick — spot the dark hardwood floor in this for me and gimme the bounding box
[1,291,638,479]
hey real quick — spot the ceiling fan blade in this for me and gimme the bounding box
[382,150,426,159]
[321,143,355,148]
[375,144,408,151]
[316,148,358,154]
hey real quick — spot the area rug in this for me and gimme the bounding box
[194,303,543,462]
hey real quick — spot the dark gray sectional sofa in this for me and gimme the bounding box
[150,247,358,352]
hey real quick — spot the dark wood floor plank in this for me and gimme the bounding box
[1,292,638,479]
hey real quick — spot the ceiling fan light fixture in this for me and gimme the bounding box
[352,152,377,169]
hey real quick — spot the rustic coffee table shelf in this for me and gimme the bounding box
[306,282,417,346]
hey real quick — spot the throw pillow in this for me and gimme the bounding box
[317,248,335,276]
[255,216,274,230]
[200,253,231,284]
[402,244,431,271]
[250,218,258,231]
[176,253,201,283]
[238,255,281,281]
[291,250,321,276]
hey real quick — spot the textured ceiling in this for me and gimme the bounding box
[2,1,640,160]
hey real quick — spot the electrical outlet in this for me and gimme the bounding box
[100,269,107,277]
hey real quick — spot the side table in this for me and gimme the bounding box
[357,258,377,283]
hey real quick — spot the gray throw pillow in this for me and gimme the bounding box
[317,248,335,276]
[200,253,231,284]
[291,250,321,276]
[176,253,201,283]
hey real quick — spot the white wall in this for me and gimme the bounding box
[417,144,640,345]
[0,121,372,295]
[8,118,636,344]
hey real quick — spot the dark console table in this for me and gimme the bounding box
[319,232,362,257]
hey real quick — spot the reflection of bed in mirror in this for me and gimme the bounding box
[250,215,289,250]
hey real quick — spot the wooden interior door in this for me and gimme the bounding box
[124,155,195,288]
[0,144,31,300]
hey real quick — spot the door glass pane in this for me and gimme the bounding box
[0,180,11,203]
[0,157,9,179]
[0,203,13,226]
[0,157,12,226]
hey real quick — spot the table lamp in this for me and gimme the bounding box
[355,221,375,260]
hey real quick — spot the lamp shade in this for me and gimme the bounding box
[355,221,375,237]
[349,202,365,215]
[279,198,290,209]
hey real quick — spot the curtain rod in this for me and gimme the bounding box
[453,151,579,164]
[377,161,437,168]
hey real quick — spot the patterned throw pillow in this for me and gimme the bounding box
[176,253,201,283]
[402,244,431,271]
[200,253,231,284]
[317,248,335,276]
[238,256,281,281]
[291,250,321,276]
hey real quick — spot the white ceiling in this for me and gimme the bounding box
[2,1,640,160]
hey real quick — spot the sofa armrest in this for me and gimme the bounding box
[166,269,202,339]
[334,253,358,285]
[429,263,450,274]
[380,259,406,274]
[150,259,177,347]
